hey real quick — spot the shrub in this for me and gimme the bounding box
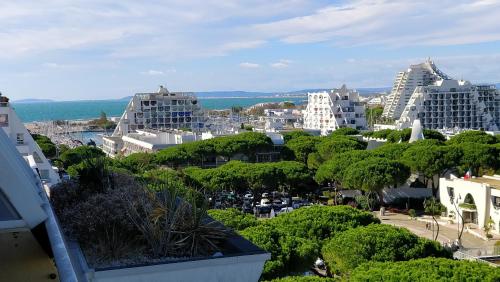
[240,205,379,279]
[350,257,500,282]
[329,128,359,136]
[321,224,451,275]
[59,145,105,168]
[208,208,259,231]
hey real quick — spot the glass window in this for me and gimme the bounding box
[40,169,50,180]
[16,133,24,145]
[0,114,8,127]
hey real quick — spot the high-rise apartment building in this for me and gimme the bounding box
[303,85,367,135]
[113,85,205,137]
[396,79,500,131]
[382,59,450,120]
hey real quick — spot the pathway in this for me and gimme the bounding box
[375,211,497,250]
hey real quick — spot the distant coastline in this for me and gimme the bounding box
[12,96,307,123]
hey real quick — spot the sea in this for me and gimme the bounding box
[12,97,306,123]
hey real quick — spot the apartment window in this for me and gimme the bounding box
[447,187,455,199]
[16,133,24,145]
[0,114,8,127]
[0,189,21,221]
[40,169,50,180]
[492,196,500,209]
[33,152,43,164]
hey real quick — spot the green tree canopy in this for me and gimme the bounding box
[321,224,451,275]
[402,143,461,189]
[343,157,410,203]
[115,152,156,174]
[350,257,500,282]
[32,134,57,159]
[285,136,321,163]
[423,129,446,142]
[240,205,379,279]
[316,136,367,162]
[457,143,499,176]
[386,128,411,143]
[207,208,259,231]
[370,143,411,160]
[315,150,372,186]
[329,127,359,136]
[60,145,105,168]
[447,130,498,145]
[283,130,312,143]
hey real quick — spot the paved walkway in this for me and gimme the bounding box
[375,211,498,250]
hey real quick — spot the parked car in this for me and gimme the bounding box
[242,204,253,214]
[272,199,284,212]
[277,207,294,215]
[260,198,271,207]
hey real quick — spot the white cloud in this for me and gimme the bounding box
[239,62,260,68]
[252,0,500,47]
[141,70,164,75]
[2,0,500,60]
[270,59,292,69]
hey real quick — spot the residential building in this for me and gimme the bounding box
[0,94,60,185]
[113,85,205,137]
[396,79,500,130]
[366,95,387,108]
[303,85,367,135]
[102,129,199,157]
[440,175,500,234]
[0,126,77,281]
[382,59,450,120]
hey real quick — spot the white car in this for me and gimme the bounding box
[260,198,271,207]
[277,207,294,215]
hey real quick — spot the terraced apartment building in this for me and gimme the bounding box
[112,85,205,137]
[303,84,367,135]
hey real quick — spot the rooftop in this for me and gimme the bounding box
[468,175,500,190]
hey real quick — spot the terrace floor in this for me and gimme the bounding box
[0,230,59,282]
[376,211,498,249]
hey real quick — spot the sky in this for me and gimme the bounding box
[1,0,500,100]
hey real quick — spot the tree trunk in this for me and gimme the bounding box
[432,215,439,241]
[377,189,384,207]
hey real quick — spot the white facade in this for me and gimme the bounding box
[303,85,367,135]
[113,86,205,137]
[103,129,199,157]
[0,123,77,281]
[74,250,269,282]
[439,175,500,233]
[0,96,60,185]
[383,59,450,120]
[396,79,500,131]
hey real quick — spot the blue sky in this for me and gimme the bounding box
[1,0,500,100]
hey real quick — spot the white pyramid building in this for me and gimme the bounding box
[0,94,60,185]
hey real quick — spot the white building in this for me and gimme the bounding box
[396,79,499,131]
[440,175,500,234]
[303,85,367,135]
[0,123,77,281]
[103,129,199,157]
[383,59,450,120]
[113,85,205,137]
[366,95,388,108]
[0,94,60,185]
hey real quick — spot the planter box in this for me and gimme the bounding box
[67,235,270,282]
